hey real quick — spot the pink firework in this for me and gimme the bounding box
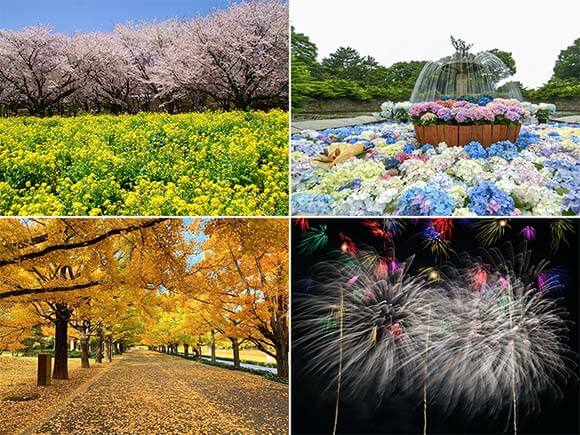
[519,225,536,241]
[375,257,389,278]
[471,265,489,291]
[346,275,359,286]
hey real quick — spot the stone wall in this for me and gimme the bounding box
[301,98,384,114]
[531,97,580,111]
[299,97,580,114]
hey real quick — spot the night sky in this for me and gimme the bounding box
[291,218,579,435]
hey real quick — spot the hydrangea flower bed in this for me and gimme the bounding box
[291,122,580,216]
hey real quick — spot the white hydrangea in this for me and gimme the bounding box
[380,101,395,118]
[452,160,489,185]
[399,159,434,181]
[452,207,476,216]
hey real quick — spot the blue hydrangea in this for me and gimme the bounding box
[338,178,362,192]
[515,130,539,149]
[384,158,400,170]
[421,144,435,154]
[403,143,416,154]
[563,188,580,215]
[464,141,487,159]
[544,160,580,191]
[292,139,328,157]
[457,95,477,103]
[487,141,518,160]
[477,95,493,106]
[292,193,334,215]
[468,182,515,216]
[397,186,455,216]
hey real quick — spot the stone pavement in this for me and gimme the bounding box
[29,349,288,434]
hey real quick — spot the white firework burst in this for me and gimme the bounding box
[427,244,577,422]
[294,249,439,401]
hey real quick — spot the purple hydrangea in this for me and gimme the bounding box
[397,186,455,216]
[436,107,452,121]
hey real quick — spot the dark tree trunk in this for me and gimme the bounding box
[210,329,216,363]
[107,336,113,362]
[275,341,289,378]
[184,343,189,358]
[230,337,240,370]
[53,305,71,379]
[95,328,103,363]
[80,333,90,369]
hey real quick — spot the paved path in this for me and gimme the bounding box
[31,349,288,434]
[552,115,580,123]
[291,115,379,133]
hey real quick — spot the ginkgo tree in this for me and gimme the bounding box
[187,219,289,377]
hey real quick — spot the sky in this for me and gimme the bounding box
[0,0,236,33]
[291,0,580,88]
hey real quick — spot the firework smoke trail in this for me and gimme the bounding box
[332,283,344,435]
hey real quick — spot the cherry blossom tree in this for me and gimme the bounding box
[0,26,79,116]
[71,32,141,114]
[0,0,288,115]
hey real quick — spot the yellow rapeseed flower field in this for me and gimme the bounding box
[0,111,288,216]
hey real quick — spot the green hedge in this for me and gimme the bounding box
[10,349,95,358]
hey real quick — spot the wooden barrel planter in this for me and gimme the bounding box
[414,124,521,147]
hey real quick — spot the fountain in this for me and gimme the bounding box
[411,36,522,102]
[410,37,525,147]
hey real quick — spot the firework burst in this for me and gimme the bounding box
[295,218,309,232]
[431,218,454,240]
[420,223,454,258]
[339,232,357,255]
[474,219,510,246]
[295,241,576,434]
[298,225,328,255]
[550,220,575,253]
[430,245,577,422]
[519,225,536,241]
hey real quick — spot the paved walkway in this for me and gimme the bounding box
[30,349,288,434]
[553,115,580,123]
[291,115,379,133]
